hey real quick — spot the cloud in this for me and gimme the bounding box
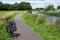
[0,0,60,9]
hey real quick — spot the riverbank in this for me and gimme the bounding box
[38,9,60,16]
[21,12,60,40]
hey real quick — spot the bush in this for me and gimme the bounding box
[45,4,55,11]
[28,10,32,14]
[36,16,46,24]
[39,10,60,16]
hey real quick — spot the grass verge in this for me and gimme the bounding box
[21,13,60,40]
[0,12,17,40]
[38,10,60,16]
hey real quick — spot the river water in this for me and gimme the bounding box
[32,11,60,24]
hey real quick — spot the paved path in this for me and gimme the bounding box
[14,14,43,40]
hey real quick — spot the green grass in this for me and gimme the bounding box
[38,9,60,16]
[0,11,10,17]
[0,12,17,40]
[0,26,13,40]
[21,13,60,40]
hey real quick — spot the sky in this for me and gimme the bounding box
[0,0,60,9]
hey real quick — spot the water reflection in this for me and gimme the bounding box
[46,16,60,24]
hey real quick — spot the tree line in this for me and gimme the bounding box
[0,2,32,11]
[36,4,60,11]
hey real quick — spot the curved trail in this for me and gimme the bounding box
[14,13,43,40]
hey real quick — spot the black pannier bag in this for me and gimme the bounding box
[6,22,14,37]
[12,21,17,31]
[6,22,14,33]
[6,22,11,33]
[10,22,14,33]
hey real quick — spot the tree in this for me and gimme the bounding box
[13,2,19,10]
[4,4,11,10]
[18,2,32,10]
[0,2,32,11]
[57,5,60,9]
[0,2,4,10]
[36,8,44,10]
[45,4,55,11]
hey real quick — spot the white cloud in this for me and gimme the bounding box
[0,0,60,9]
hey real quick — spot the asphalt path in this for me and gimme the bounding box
[14,13,43,40]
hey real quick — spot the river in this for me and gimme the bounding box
[32,11,60,24]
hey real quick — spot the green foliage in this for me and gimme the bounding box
[0,2,32,11]
[45,4,55,11]
[57,5,60,9]
[36,8,44,11]
[18,2,32,10]
[0,12,16,40]
[8,13,16,22]
[36,16,46,24]
[22,13,60,40]
[28,10,32,13]
[0,26,13,40]
[39,9,60,16]
[44,10,60,16]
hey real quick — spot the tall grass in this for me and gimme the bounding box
[39,9,60,16]
[0,26,13,40]
[0,12,17,40]
[22,13,60,40]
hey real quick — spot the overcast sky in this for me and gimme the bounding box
[0,0,60,9]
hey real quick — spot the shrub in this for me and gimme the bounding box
[28,10,32,14]
[36,16,46,24]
